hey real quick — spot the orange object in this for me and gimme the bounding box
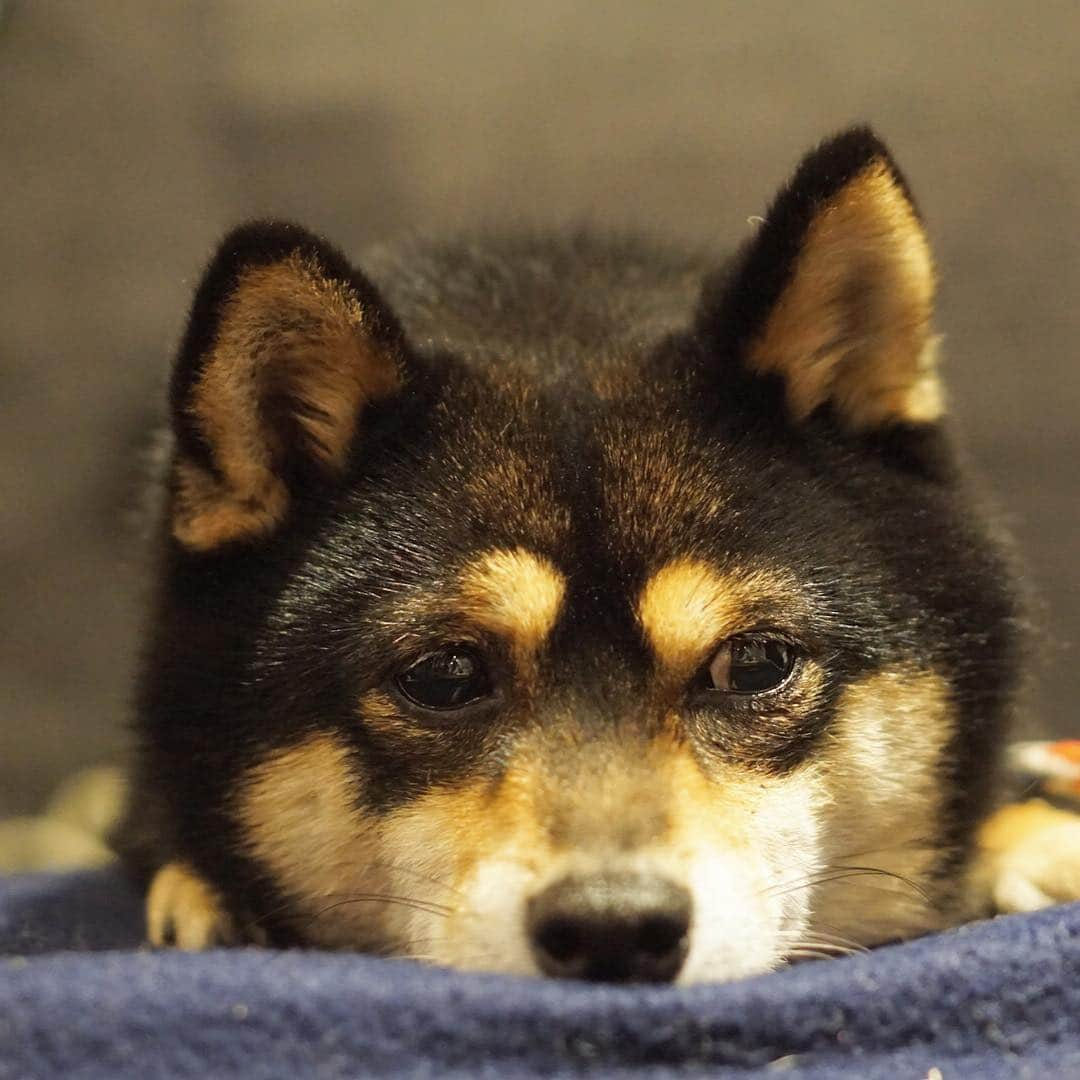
[1009,740,1080,801]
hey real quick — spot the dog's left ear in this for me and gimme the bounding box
[702,126,941,432]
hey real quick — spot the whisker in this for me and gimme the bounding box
[776,929,867,954]
[380,864,466,899]
[823,864,933,905]
[274,897,452,942]
[779,937,861,957]
[242,893,317,933]
[766,865,933,906]
[765,838,938,897]
[803,920,872,950]
[240,872,462,935]
[301,893,457,926]
[785,947,843,963]
[825,838,938,863]
[766,869,880,900]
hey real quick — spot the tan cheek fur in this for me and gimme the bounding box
[236,735,523,956]
[749,161,942,432]
[812,667,953,943]
[236,735,392,950]
[173,254,401,551]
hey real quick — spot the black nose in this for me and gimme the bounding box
[527,872,692,983]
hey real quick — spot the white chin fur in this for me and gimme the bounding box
[677,847,801,984]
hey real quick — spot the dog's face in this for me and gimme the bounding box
[136,128,1019,983]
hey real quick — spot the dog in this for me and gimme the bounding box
[114,126,1080,984]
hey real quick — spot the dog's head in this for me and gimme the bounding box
[144,128,1019,983]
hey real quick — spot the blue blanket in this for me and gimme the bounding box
[2,870,1079,1078]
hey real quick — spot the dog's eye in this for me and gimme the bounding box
[395,645,493,711]
[708,635,796,694]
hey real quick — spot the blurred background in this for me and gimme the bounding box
[2,2,1078,816]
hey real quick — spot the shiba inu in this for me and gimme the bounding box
[114,127,1080,984]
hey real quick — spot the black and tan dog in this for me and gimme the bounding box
[115,127,1080,983]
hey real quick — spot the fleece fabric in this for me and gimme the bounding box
[1,869,1079,1078]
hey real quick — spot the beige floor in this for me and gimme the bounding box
[3,2,1078,812]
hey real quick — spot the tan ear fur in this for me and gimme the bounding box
[747,161,942,431]
[173,253,401,551]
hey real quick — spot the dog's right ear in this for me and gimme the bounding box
[168,222,406,552]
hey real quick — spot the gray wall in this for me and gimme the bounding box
[3,2,1078,813]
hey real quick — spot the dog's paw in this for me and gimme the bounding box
[977,799,1080,913]
[146,861,237,949]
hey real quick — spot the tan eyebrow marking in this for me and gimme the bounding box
[458,547,566,658]
[637,558,791,676]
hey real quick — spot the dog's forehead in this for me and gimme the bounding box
[592,409,737,561]
[435,390,778,636]
[435,384,728,559]
[329,372,812,677]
